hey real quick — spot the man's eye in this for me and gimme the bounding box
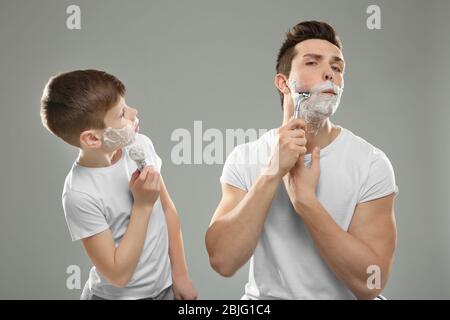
[332,66,342,72]
[305,61,317,66]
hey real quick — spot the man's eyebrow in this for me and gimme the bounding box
[303,53,345,64]
[331,56,345,64]
[303,53,323,60]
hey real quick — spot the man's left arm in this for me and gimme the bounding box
[284,147,397,300]
[297,192,396,300]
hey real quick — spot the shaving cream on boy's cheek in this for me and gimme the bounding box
[103,117,139,149]
[288,79,344,134]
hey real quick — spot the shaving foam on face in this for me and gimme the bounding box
[289,79,344,134]
[103,117,139,149]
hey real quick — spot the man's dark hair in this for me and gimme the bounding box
[276,21,342,107]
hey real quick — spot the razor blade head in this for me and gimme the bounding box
[294,92,310,119]
[298,92,310,98]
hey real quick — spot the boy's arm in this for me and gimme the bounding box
[159,177,197,299]
[81,204,153,288]
[81,166,160,288]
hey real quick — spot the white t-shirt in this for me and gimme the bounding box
[62,133,172,300]
[220,126,399,300]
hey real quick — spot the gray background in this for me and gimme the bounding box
[0,0,448,299]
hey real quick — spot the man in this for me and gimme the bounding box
[205,21,398,300]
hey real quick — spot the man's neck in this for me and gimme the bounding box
[303,121,341,154]
[77,148,122,168]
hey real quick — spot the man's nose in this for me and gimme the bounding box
[323,66,334,81]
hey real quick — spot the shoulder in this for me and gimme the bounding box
[342,127,396,184]
[62,168,100,204]
[63,188,98,204]
[61,159,112,206]
[132,133,162,171]
[225,129,276,165]
[62,165,83,196]
[341,127,392,164]
[135,133,156,149]
[342,128,377,153]
[62,188,103,217]
[61,163,100,196]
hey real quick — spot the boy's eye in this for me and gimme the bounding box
[332,66,342,72]
[305,61,317,66]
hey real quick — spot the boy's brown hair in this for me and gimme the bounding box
[276,20,342,107]
[40,69,126,147]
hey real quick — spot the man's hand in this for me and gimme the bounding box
[172,276,198,300]
[283,146,321,213]
[265,117,307,178]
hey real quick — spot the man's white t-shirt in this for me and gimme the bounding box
[62,133,172,300]
[220,126,399,300]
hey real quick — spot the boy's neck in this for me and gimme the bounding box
[77,148,122,168]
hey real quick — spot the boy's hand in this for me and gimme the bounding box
[172,276,198,300]
[129,165,161,210]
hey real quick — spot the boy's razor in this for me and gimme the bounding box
[128,143,150,171]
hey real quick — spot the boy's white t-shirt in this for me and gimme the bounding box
[62,133,172,300]
[220,126,399,300]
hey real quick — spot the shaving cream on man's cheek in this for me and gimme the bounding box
[289,79,344,134]
[103,117,139,149]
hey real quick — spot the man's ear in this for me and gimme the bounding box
[79,130,102,149]
[274,73,291,95]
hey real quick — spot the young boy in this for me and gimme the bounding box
[40,69,197,300]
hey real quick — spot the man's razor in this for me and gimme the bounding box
[294,92,310,119]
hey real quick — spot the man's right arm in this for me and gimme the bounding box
[205,175,281,277]
[205,118,307,277]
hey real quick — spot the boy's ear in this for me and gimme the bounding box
[274,73,291,95]
[79,130,102,149]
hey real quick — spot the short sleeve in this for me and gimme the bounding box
[220,146,248,192]
[62,190,110,241]
[140,134,162,172]
[358,149,399,203]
